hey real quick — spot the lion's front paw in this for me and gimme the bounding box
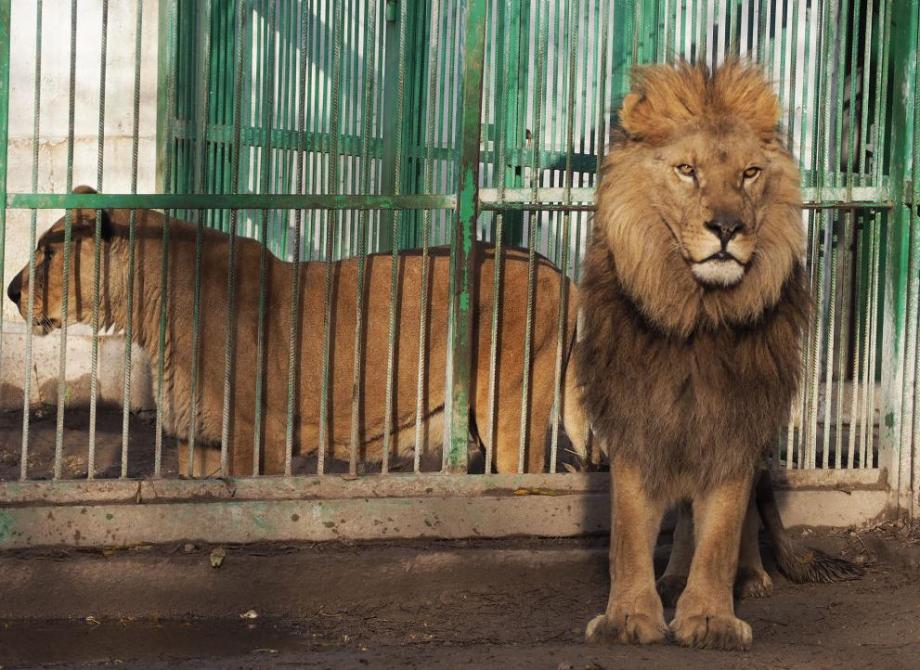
[585,611,668,645]
[656,574,687,608]
[669,613,753,651]
[735,567,773,599]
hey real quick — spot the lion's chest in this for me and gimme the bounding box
[631,329,790,434]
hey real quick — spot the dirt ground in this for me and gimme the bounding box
[0,529,918,670]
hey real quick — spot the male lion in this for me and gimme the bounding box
[577,62,814,651]
[7,187,577,476]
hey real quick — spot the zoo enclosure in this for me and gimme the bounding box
[0,0,918,547]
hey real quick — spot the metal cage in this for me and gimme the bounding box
[0,0,917,548]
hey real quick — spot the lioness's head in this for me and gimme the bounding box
[7,185,117,335]
[596,62,804,334]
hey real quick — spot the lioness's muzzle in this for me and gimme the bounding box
[7,274,21,307]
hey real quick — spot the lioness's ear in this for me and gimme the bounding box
[70,186,114,241]
[78,209,114,242]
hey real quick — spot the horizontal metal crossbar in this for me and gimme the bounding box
[6,185,891,214]
[6,193,458,211]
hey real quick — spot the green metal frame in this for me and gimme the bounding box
[1,0,919,513]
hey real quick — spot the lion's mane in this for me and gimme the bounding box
[576,62,810,494]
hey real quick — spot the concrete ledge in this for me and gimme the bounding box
[0,484,891,549]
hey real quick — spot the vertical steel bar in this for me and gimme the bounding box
[120,0,144,479]
[350,0,378,474]
[834,211,853,468]
[220,0,247,475]
[318,0,344,469]
[87,0,110,479]
[912,25,920,515]
[848,220,865,467]
[154,0,179,478]
[186,0,212,475]
[412,0,439,473]
[516,0,547,474]
[485,0,510,476]
[882,0,917,505]
[380,0,409,473]
[285,0,311,475]
[20,0,42,481]
[862,213,881,467]
[253,0,277,475]
[858,0,875,182]
[53,0,79,480]
[899,6,920,511]
[445,0,488,473]
[549,0,579,474]
[0,0,7,458]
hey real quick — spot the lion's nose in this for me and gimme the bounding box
[6,275,21,306]
[705,214,745,246]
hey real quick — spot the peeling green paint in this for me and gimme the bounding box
[0,510,13,543]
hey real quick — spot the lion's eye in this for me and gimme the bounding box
[743,166,762,180]
[675,164,696,179]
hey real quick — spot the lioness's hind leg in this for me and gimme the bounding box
[176,441,223,479]
[586,456,668,646]
[735,491,773,599]
[656,501,694,608]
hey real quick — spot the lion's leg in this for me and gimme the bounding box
[656,501,694,608]
[670,476,754,651]
[585,455,668,646]
[734,490,773,599]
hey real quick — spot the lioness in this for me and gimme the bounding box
[7,187,578,476]
[577,62,816,650]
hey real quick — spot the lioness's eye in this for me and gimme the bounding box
[743,166,762,180]
[675,164,696,178]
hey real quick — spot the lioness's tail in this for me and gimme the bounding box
[755,469,865,583]
[560,294,592,461]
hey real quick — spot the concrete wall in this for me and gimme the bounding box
[1,0,160,410]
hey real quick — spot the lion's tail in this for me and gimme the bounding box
[755,469,865,583]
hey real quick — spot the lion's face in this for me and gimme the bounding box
[595,63,805,334]
[7,201,114,335]
[650,125,773,288]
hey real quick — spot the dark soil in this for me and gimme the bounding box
[0,531,918,669]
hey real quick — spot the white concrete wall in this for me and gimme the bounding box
[1,0,160,410]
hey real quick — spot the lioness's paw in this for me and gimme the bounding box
[656,574,687,608]
[669,614,753,651]
[735,567,773,600]
[585,612,668,646]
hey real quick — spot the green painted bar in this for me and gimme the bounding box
[881,0,918,507]
[446,0,488,474]
[7,193,456,211]
[0,0,11,408]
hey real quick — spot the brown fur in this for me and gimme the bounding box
[7,190,578,476]
[578,62,809,651]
